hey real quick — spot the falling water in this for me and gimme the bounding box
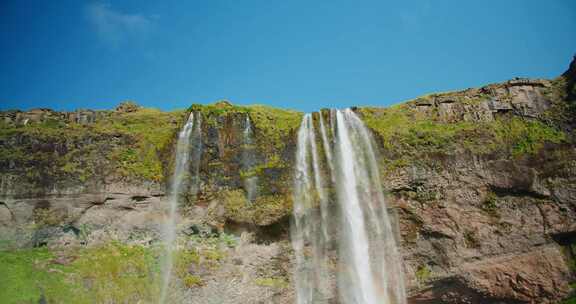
[159,112,202,304]
[292,114,333,303]
[291,109,406,304]
[242,115,258,202]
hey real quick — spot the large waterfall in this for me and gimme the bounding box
[159,112,202,304]
[291,109,406,304]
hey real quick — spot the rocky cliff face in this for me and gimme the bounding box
[1,58,575,304]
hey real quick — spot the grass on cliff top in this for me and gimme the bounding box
[1,101,300,184]
[0,107,186,182]
[359,103,567,163]
[93,108,186,181]
[190,101,302,150]
[246,104,302,149]
[359,104,487,154]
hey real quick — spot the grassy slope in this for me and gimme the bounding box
[0,236,236,304]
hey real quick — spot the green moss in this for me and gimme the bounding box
[94,107,185,181]
[171,246,227,289]
[247,104,302,151]
[0,106,185,183]
[182,274,203,288]
[360,101,568,170]
[173,249,200,283]
[405,187,440,203]
[33,208,67,228]
[0,247,77,304]
[0,241,234,303]
[359,105,486,155]
[254,277,289,289]
[415,264,432,283]
[222,189,252,223]
[221,189,292,225]
[190,101,301,150]
[481,191,499,216]
[492,116,566,156]
[566,275,576,303]
[0,242,160,303]
[252,194,293,225]
[463,230,481,248]
[240,154,286,178]
[563,244,576,273]
[70,242,160,303]
[189,100,249,121]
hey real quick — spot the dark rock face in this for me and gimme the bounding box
[1,57,575,303]
[389,149,576,303]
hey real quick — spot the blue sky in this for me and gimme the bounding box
[1,1,575,113]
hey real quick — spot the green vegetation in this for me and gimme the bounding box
[415,264,432,283]
[71,242,160,303]
[492,116,565,156]
[0,231,239,303]
[94,107,185,181]
[0,105,185,184]
[0,247,76,304]
[173,249,203,288]
[0,101,301,189]
[240,154,286,178]
[190,101,301,154]
[402,187,440,203]
[563,244,576,273]
[254,277,289,289]
[221,189,292,225]
[360,98,568,173]
[463,230,481,248]
[0,242,161,304]
[481,191,499,216]
[189,100,249,125]
[33,208,67,228]
[360,104,489,155]
[171,234,235,289]
[246,104,302,151]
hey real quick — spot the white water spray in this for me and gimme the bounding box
[242,115,258,202]
[292,109,406,304]
[159,112,202,304]
[292,114,333,303]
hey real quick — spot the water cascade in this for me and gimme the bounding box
[292,109,406,304]
[159,112,202,304]
[242,115,258,202]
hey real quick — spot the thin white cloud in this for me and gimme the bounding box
[87,2,154,46]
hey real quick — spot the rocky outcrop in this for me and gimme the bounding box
[370,56,576,303]
[1,57,575,303]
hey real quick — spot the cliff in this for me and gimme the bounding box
[0,57,575,304]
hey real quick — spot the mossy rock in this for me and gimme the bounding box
[221,189,292,226]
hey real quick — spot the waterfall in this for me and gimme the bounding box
[242,115,258,202]
[159,112,202,304]
[292,114,333,303]
[291,109,406,304]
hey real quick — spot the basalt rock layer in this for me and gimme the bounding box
[1,57,575,304]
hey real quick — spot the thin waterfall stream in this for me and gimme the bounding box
[292,109,406,304]
[242,115,258,202]
[159,112,202,304]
